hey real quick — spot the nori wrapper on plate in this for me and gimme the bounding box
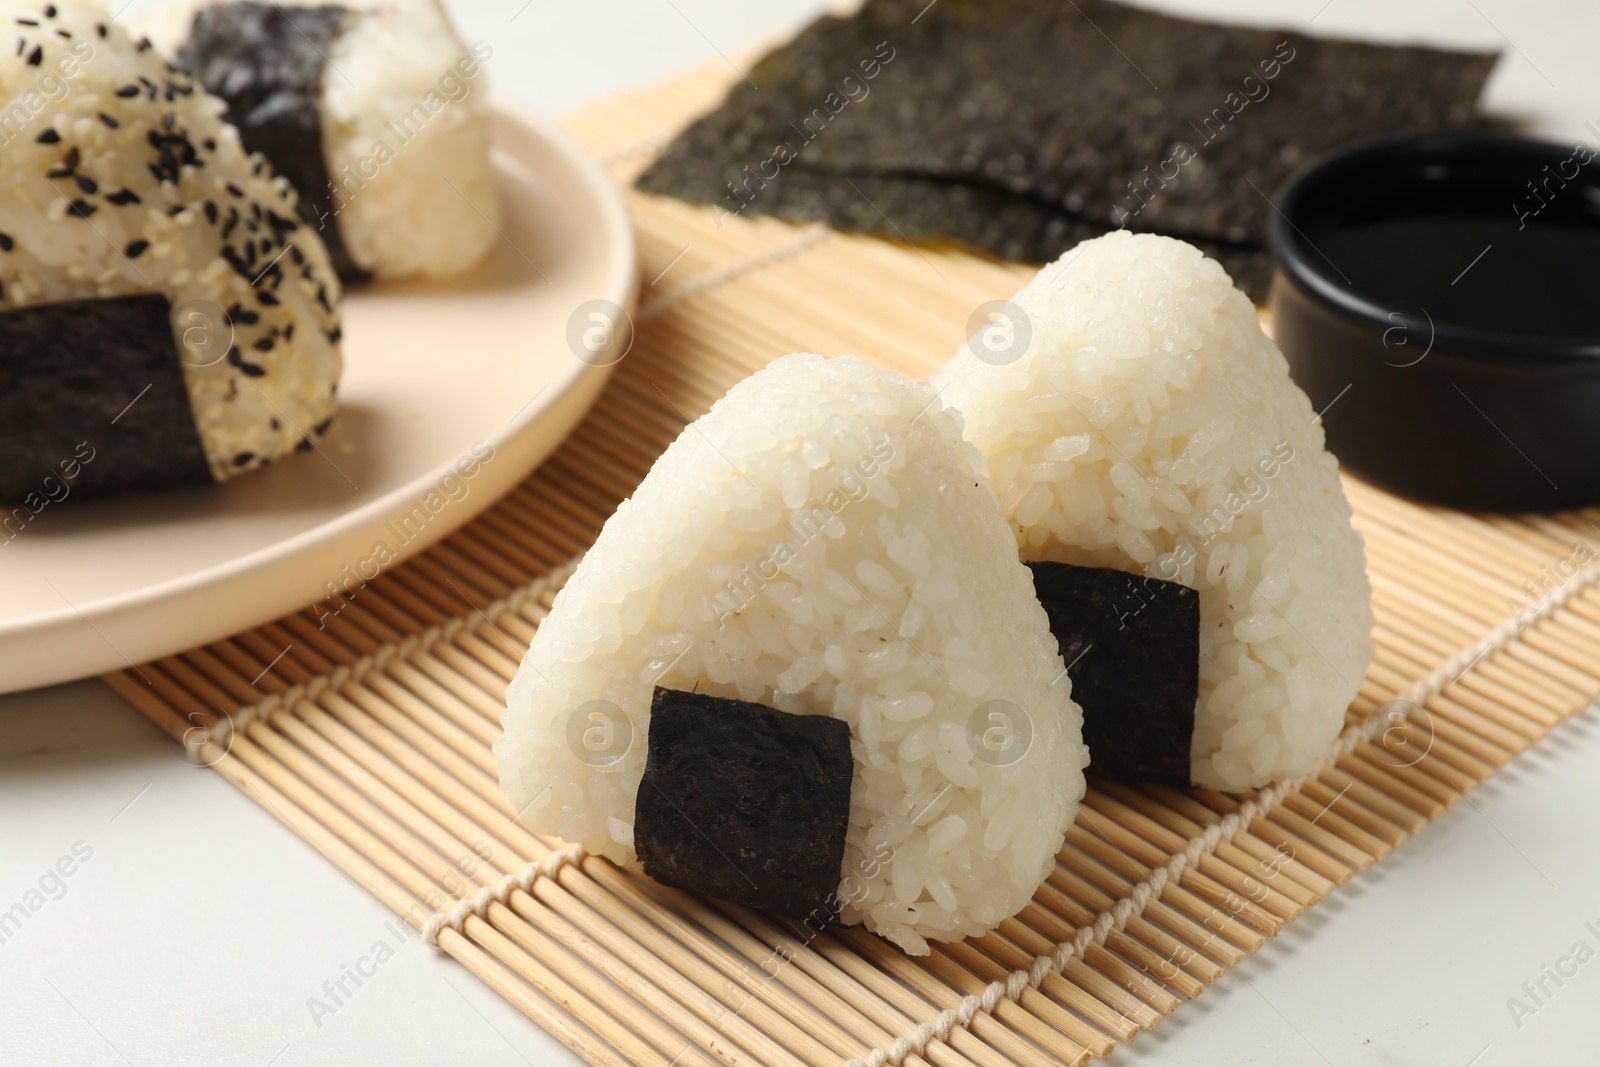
[0,294,211,503]
[1028,561,1199,788]
[176,3,369,284]
[637,0,1497,300]
[635,687,853,921]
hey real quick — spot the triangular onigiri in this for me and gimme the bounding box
[936,232,1374,790]
[498,353,1086,954]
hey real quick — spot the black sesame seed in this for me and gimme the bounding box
[46,165,71,179]
[136,37,152,52]
[67,199,95,218]
[284,323,294,341]
[97,111,118,128]
[267,209,297,237]
[105,188,140,206]
[96,22,106,38]
[221,246,249,279]
[202,138,216,151]
[326,326,342,344]
[166,204,184,217]
[73,174,96,194]
[115,84,138,98]
[257,291,280,307]
[44,4,57,17]
[0,233,12,252]
[225,182,244,198]
[252,336,274,352]
[25,43,40,65]
[62,146,78,169]
[35,127,58,143]
[160,110,175,131]
[203,201,217,224]
[224,347,264,377]
[233,452,255,467]
[124,239,148,259]
[54,28,69,39]
[296,436,313,453]
[15,18,37,26]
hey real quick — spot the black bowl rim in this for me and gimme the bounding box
[1267,130,1600,365]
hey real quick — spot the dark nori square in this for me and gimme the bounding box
[176,2,370,284]
[0,294,212,502]
[636,0,1496,301]
[635,687,853,921]
[1028,561,1199,788]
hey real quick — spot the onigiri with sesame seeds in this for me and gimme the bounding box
[133,0,499,283]
[935,231,1373,792]
[0,0,342,500]
[497,353,1088,955]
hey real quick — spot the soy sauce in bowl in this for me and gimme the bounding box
[1268,132,1600,511]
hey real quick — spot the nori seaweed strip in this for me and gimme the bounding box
[718,167,1276,300]
[174,3,370,284]
[636,0,1496,296]
[0,294,211,502]
[635,687,853,921]
[1028,561,1199,788]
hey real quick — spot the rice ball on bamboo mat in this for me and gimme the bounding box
[498,353,1087,954]
[133,0,498,282]
[935,232,1373,792]
[0,1,341,501]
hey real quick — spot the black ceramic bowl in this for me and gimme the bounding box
[1267,131,1600,511]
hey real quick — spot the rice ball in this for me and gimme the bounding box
[935,232,1373,791]
[498,353,1087,954]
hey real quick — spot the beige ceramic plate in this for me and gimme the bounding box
[0,97,636,694]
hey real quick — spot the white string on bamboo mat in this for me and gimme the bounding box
[844,553,1600,1067]
[421,844,588,947]
[192,559,579,755]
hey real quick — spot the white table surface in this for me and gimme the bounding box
[4,2,1597,1065]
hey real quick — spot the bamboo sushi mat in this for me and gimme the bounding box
[106,60,1600,1067]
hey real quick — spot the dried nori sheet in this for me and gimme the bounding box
[0,294,211,503]
[176,3,369,283]
[1028,561,1199,788]
[637,0,1496,299]
[635,687,853,921]
[730,168,1275,299]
